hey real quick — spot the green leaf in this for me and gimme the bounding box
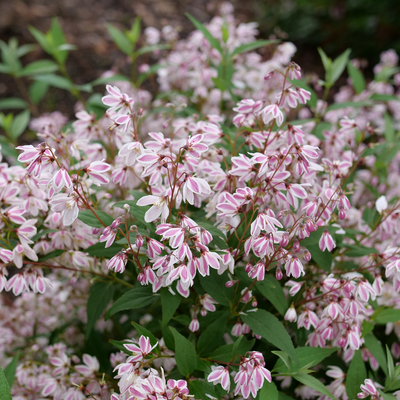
[346,350,367,400]
[199,270,233,306]
[113,200,148,225]
[0,98,27,110]
[3,351,20,388]
[241,309,298,364]
[161,288,181,326]
[135,44,170,56]
[195,220,228,249]
[209,338,255,363]
[364,333,387,374]
[131,321,158,347]
[37,249,64,262]
[317,47,331,72]
[330,48,351,85]
[106,286,158,319]
[0,364,12,400]
[128,17,141,44]
[186,13,223,54]
[78,210,114,228]
[307,244,332,272]
[29,81,49,105]
[361,320,375,337]
[10,110,30,139]
[230,39,279,58]
[373,308,400,324]
[18,60,58,77]
[294,372,335,400]
[384,112,395,143]
[326,101,371,111]
[31,228,58,242]
[86,281,115,339]
[345,245,379,257]
[273,347,337,374]
[169,327,197,376]
[106,24,132,55]
[370,94,400,102]
[347,62,366,94]
[259,381,279,400]
[387,345,395,380]
[256,275,288,315]
[110,339,131,355]
[197,313,228,356]
[85,242,121,258]
[189,380,218,400]
[33,74,72,90]
[29,26,52,54]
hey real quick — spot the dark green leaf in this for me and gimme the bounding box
[307,244,332,272]
[106,286,158,319]
[3,351,20,388]
[78,210,114,228]
[113,200,147,225]
[241,309,298,363]
[161,288,181,326]
[199,270,233,306]
[294,372,335,399]
[38,249,64,262]
[197,312,228,356]
[384,112,395,143]
[196,219,228,249]
[189,380,218,400]
[209,338,255,363]
[31,228,58,242]
[364,333,387,374]
[370,94,400,102]
[109,339,131,355]
[170,327,197,376]
[86,281,115,339]
[256,275,288,315]
[346,350,367,400]
[29,81,49,105]
[131,321,158,347]
[85,242,121,258]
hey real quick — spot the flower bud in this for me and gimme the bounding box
[276,267,283,280]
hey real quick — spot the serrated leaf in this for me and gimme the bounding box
[106,286,158,319]
[256,275,288,315]
[161,288,181,326]
[170,327,197,376]
[10,110,30,139]
[294,372,335,399]
[0,364,11,400]
[3,351,20,388]
[78,209,114,228]
[241,309,298,364]
[86,281,115,339]
[346,350,367,400]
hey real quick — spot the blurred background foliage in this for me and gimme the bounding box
[257,0,400,68]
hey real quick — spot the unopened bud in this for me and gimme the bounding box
[276,267,283,280]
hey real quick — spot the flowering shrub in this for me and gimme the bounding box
[1,4,400,400]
